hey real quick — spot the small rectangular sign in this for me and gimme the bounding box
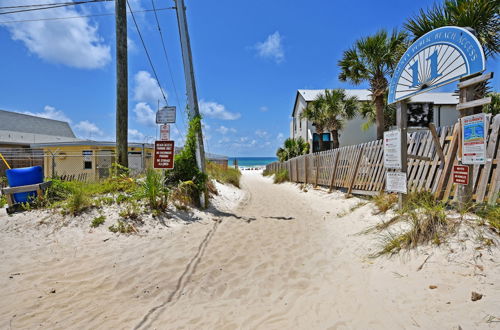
[453,165,469,185]
[386,172,407,194]
[156,106,176,124]
[154,140,175,169]
[160,124,170,141]
[461,113,488,164]
[384,130,402,169]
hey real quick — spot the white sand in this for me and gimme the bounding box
[0,172,499,329]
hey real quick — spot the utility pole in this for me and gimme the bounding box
[115,0,128,168]
[175,0,208,207]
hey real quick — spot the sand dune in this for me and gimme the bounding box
[0,171,499,329]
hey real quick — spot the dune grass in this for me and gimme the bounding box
[206,162,241,188]
[372,191,451,257]
[273,169,289,184]
[371,192,398,214]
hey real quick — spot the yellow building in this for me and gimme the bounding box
[31,141,153,181]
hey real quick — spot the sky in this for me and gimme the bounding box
[0,0,498,157]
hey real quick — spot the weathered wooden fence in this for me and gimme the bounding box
[266,114,500,204]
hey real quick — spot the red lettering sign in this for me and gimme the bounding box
[154,140,175,169]
[452,165,469,185]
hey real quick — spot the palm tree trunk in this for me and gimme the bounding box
[331,130,340,149]
[374,95,385,140]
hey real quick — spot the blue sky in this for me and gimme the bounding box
[0,0,498,157]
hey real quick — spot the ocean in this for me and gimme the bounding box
[228,157,277,168]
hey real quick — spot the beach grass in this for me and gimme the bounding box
[372,192,398,214]
[206,162,241,187]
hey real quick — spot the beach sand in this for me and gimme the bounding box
[0,171,499,329]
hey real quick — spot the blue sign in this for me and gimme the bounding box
[388,26,485,104]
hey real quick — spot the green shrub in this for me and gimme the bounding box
[273,169,288,184]
[206,162,241,187]
[170,180,198,209]
[140,168,169,211]
[0,194,6,208]
[64,187,91,215]
[91,215,106,228]
[165,116,207,206]
[108,220,136,234]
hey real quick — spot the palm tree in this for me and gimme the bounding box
[276,137,309,162]
[321,89,359,149]
[404,0,499,58]
[338,29,408,140]
[358,92,397,132]
[300,97,328,151]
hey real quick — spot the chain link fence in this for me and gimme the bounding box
[0,148,153,184]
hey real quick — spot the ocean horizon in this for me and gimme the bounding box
[228,157,277,167]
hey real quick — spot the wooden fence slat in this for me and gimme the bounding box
[476,115,500,202]
[435,123,460,199]
[347,147,364,196]
[328,151,340,192]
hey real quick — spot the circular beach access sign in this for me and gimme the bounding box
[388,26,485,104]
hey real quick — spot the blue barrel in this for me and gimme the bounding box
[5,166,44,203]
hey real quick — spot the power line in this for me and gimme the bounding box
[0,7,173,24]
[0,1,109,9]
[0,0,112,16]
[126,0,185,144]
[150,0,188,135]
[126,0,167,104]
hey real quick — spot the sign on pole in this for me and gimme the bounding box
[461,113,488,164]
[154,140,175,169]
[160,124,170,141]
[384,130,402,169]
[453,165,469,185]
[386,172,407,194]
[156,106,176,124]
[388,26,486,105]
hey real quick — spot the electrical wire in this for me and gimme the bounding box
[127,0,185,144]
[150,0,188,136]
[126,0,167,105]
[0,0,112,15]
[0,7,173,24]
[0,0,110,10]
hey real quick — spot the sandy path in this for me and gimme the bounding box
[1,171,498,329]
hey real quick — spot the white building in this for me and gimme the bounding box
[290,89,459,152]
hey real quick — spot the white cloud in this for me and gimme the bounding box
[216,125,237,134]
[199,100,241,120]
[0,1,110,69]
[74,120,103,138]
[128,128,145,142]
[255,31,284,63]
[133,102,156,127]
[260,106,269,112]
[255,129,269,138]
[133,71,166,105]
[277,133,285,141]
[23,105,72,123]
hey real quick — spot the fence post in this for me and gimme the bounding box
[347,147,364,196]
[295,157,299,182]
[315,153,319,187]
[397,102,408,208]
[51,152,56,178]
[305,155,308,184]
[329,151,340,193]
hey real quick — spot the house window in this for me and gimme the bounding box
[83,150,93,169]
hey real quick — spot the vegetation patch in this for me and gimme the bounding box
[474,203,500,234]
[273,169,289,184]
[119,202,141,220]
[171,180,198,210]
[91,215,106,228]
[372,192,452,257]
[372,192,398,214]
[108,220,136,234]
[206,162,241,187]
[64,187,92,216]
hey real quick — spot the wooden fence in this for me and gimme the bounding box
[266,114,500,204]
